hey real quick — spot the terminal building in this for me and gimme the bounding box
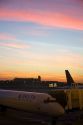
[0,75,64,92]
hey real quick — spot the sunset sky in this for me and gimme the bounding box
[0,0,83,83]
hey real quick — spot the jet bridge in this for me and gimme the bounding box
[65,88,83,110]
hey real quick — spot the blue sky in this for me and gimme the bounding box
[0,0,83,82]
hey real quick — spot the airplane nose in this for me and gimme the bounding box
[58,104,64,115]
[52,102,65,116]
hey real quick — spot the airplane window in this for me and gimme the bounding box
[43,97,56,103]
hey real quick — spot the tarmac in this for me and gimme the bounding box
[0,109,83,125]
[0,109,50,125]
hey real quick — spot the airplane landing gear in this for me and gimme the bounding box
[51,118,56,125]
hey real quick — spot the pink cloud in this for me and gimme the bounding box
[0,8,83,30]
[0,42,29,49]
[0,33,16,40]
[0,33,30,49]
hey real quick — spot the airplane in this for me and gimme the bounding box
[0,89,66,125]
[50,70,79,90]
[65,70,83,89]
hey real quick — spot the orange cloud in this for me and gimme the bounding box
[0,71,40,80]
[0,8,83,30]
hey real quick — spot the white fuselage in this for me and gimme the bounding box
[0,89,64,117]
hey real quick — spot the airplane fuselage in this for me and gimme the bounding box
[0,89,64,117]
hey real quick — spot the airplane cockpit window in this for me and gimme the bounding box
[43,97,56,103]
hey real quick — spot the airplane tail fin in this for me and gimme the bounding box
[65,70,74,86]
